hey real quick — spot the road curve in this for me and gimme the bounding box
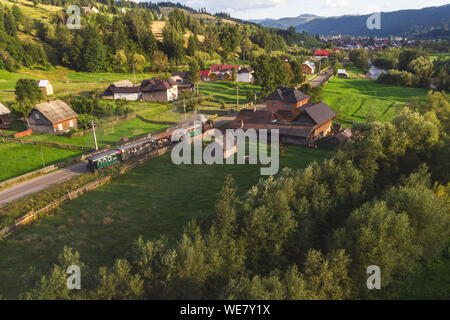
[0,162,88,207]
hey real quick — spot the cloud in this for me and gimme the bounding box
[325,0,351,8]
[184,0,285,11]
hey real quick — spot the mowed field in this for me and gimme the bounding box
[0,68,167,102]
[322,77,429,125]
[199,81,261,105]
[0,142,82,182]
[0,145,331,298]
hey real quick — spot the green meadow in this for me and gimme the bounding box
[0,142,82,182]
[0,145,331,298]
[199,81,261,105]
[322,77,429,126]
[0,67,167,102]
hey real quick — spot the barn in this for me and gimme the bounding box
[28,100,78,134]
[0,103,12,129]
[38,80,54,96]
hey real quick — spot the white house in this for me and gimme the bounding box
[337,69,350,79]
[237,67,254,83]
[100,80,140,101]
[38,80,53,96]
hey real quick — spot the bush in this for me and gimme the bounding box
[378,70,414,87]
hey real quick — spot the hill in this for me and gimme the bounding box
[249,14,319,29]
[295,5,450,38]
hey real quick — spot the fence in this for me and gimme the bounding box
[0,136,93,151]
[14,129,33,138]
[0,144,175,239]
[0,176,112,238]
[0,147,110,190]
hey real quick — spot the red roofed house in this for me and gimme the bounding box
[208,64,240,81]
[199,70,210,81]
[314,50,332,57]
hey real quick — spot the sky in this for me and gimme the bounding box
[172,0,450,20]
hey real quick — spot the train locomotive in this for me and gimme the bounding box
[86,119,214,172]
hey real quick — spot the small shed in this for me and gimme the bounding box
[28,100,78,134]
[38,80,53,96]
[0,103,12,129]
[337,69,349,79]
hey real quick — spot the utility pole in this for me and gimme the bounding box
[183,99,186,121]
[132,62,137,85]
[91,120,98,151]
[236,86,239,111]
[41,147,45,168]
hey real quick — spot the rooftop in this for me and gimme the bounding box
[33,100,77,124]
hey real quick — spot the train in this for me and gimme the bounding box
[86,119,214,172]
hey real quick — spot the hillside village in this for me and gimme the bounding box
[0,0,448,302]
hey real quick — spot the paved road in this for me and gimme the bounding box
[0,162,87,206]
[310,69,334,87]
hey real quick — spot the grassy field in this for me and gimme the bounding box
[322,77,429,126]
[199,81,261,105]
[21,117,170,148]
[0,142,82,182]
[0,145,331,298]
[430,52,450,61]
[0,68,167,102]
[0,0,60,21]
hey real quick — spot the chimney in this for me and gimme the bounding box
[241,120,244,128]
[253,105,256,112]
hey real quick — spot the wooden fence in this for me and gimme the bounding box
[0,144,175,239]
[0,137,93,151]
[0,176,112,238]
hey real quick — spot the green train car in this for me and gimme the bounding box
[86,150,121,172]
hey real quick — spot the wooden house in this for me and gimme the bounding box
[28,100,78,134]
[140,79,178,102]
[38,80,53,96]
[0,103,12,129]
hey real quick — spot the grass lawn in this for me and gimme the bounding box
[199,81,261,105]
[0,67,167,102]
[343,62,367,78]
[21,118,170,148]
[0,143,82,182]
[0,145,331,298]
[322,77,429,125]
[430,52,450,61]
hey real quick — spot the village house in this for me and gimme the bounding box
[205,64,240,82]
[38,80,53,96]
[140,79,178,102]
[100,80,141,101]
[199,70,210,81]
[28,100,78,134]
[0,103,12,129]
[337,69,350,79]
[265,86,311,121]
[237,67,254,83]
[302,61,316,75]
[228,87,336,145]
[82,6,99,15]
[314,50,332,60]
[169,72,194,92]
